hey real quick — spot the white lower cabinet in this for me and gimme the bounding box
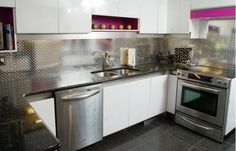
[103,78,150,136]
[167,75,178,114]
[29,98,56,136]
[103,74,171,136]
[103,82,129,137]
[225,78,236,135]
[149,75,168,118]
[128,78,151,126]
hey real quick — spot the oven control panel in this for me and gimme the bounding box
[177,70,230,88]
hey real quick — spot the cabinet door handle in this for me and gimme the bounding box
[62,90,100,101]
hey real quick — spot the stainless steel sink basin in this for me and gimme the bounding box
[91,68,140,78]
[110,68,139,75]
[92,71,120,78]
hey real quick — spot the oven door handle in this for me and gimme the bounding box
[181,116,214,131]
[182,82,221,93]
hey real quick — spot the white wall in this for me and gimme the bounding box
[191,0,235,9]
[208,20,235,36]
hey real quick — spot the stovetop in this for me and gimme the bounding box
[177,65,235,88]
[180,65,235,79]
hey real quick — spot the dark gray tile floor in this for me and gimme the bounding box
[81,115,235,151]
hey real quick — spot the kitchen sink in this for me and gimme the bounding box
[92,71,120,77]
[91,68,140,78]
[109,68,139,75]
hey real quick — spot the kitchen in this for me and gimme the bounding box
[0,0,235,151]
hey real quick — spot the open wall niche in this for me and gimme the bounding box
[0,7,17,53]
[92,15,139,32]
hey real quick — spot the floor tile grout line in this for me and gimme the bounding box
[163,125,176,133]
[187,138,206,151]
[224,141,235,146]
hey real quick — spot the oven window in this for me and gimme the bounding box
[181,86,218,117]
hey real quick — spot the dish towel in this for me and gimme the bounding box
[128,48,136,67]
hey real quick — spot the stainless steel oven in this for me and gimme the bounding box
[177,80,227,127]
[175,69,231,143]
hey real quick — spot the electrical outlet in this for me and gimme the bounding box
[0,56,5,65]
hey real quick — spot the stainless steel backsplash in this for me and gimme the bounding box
[0,38,164,82]
[0,31,235,82]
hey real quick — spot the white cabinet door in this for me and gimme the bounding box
[150,75,168,117]
[225,78,236,134]
[0,0,15,7]
[167,75,177,114]
[177,0,190,34]
[166,0,179,33]
[91,0,119,16]
[128,78,150,126]
[16,0,58,33]
[118,0,140,18]
[139,0,158,33]
[30,98,56,136]
[58,0,91,33]
[158,0,190,34]
[103,82,129,137]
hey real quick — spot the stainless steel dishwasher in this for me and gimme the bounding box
[55,84,103,151]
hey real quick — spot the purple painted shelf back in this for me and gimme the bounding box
[0,7,15,51]
[0,7,14,25]
[92,15,138,30]
[191,6,236,19]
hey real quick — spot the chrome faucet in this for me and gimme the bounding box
[92,50,114,69]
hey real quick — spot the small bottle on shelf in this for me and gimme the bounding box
[4,24,14,50]
[0,22,4,50]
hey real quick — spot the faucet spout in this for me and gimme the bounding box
[92,50,114,69]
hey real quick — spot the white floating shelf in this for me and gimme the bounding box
[92,29,139,32]
[0,49,17,53]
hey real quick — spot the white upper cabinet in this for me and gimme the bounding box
[158,0,190,34]
[150,75,168,117]
[178,0,191,33]
[118,0,140,18]
[58,0,91,33]
[91,0,140,18]
[139,0,158,33]
[191,0,235,9]
[16,0,59,33]
[140,0,190,34]
[0,0,15,7]
[91,0,119,16]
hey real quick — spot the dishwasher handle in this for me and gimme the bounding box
[62,89,100,101]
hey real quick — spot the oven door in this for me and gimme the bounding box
[176,79,228,127]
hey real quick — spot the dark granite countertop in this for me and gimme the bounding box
[23,63,178,95]
[0,62,234,151]
[0,63,178,151]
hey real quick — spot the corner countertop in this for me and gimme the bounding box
[0,63,178,151]
[2,63,234,151]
